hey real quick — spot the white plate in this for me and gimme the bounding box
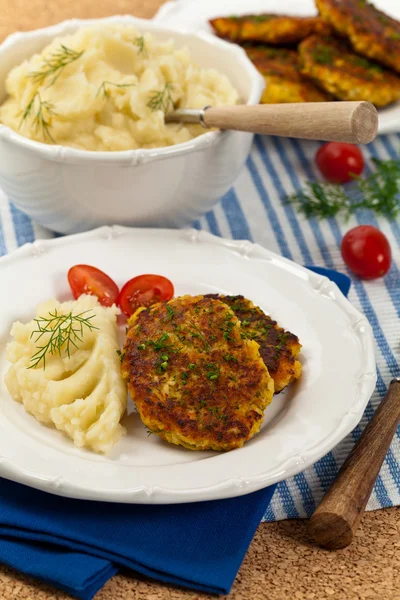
[0,226,376,503]
[154,0,400,135]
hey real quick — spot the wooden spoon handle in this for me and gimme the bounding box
[308,379,400,550]
[202,101,378,144]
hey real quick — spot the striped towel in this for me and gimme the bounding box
[0,134,399,521]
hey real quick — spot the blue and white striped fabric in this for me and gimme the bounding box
[0,134,399,521]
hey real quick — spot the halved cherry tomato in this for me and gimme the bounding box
[341,225,392,280]
[118,274,174,317]
[68,265,119,307]
[316,142,365,184]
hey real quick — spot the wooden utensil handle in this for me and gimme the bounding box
[308,379,400,550]
[203,102,378,144]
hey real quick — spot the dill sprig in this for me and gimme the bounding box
[286,158,400,221]
[19,92,56,142]
[134,36,146,55]
[96,80,136,98]
[147,83,174,113]
[29,309,98,370]
[29,44,83,87]
[29,44,84,87]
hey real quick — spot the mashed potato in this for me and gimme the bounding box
[5,294,127,453]
[0,24,239,151]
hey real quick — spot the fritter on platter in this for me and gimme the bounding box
[316,0,400,74]
[299,35,400,106]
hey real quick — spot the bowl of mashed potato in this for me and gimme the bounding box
[0,16,264,234]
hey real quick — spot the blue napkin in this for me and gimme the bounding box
[0,266,350,600]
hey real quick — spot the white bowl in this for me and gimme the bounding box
[0,16,264,234]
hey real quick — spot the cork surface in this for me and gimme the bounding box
[0,1,399,599]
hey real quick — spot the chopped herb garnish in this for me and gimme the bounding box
[188,322,211,351]
[116,350,125,363]
[29,44,84,87]
[96,80,136,98]
[148,332,174,351]
[224,354,238,363]
[19,92,56,142]
[311,45,334,65]
[29,309,98,370]
[165,305,175,321]
[250,14,273,22]
[134,35,146,55]
[188,363,196,369]
[138,343,146,350]
[147,82,174,113]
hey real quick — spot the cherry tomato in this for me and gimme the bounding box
[316,142,365,183]
[118,274,174,317]
[68,265,119,307]
[341,226,392,280]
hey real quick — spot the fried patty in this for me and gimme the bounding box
[298,35,400,106]
[244,45,331,103]
[205,295,302,392]
[316,0,400,74]
[121,295,274,451]
[209,14,331,45]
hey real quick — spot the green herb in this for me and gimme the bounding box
[29,44,84,87]
[138,343,146,350]
[181,371,189,384]
[222,312,236,341]
[19,92,56,142]
[29,309,98,370]
[389,31,400,41]
[224,354,238,363]
[250,14,273,22]
[148,332,175,351]
[116,350,125,363]
[188,363,196,369]
[165,305,175,321]
[134,35,146,55]
[147,82,174,113]
[199,399,207,407]
[188,322,210,351]
[286,158,400,220]
[311,45,334,65]
[351,55,383,72]
[206,362,220,381]
[145,426,154,437]
[96,80,136,98]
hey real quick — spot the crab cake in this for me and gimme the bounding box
[205,295,302,393]
[316,0,400,74]
[209,14,331,45]
[244,45,331,103]
[121,295,274,451]
[299,35,400,107]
